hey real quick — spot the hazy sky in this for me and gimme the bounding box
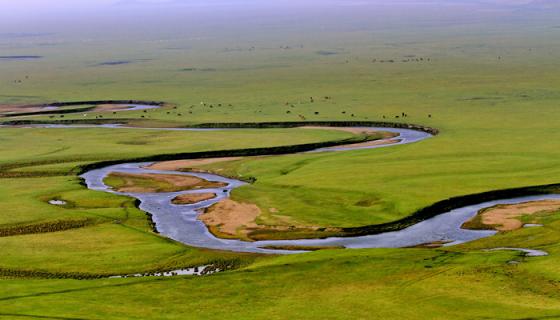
[1,0,337,20]
[0,0,552,39]
[0,0,540,14]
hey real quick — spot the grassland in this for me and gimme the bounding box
[2,2,560,318]
[2,206,560,319]
[2,212,560,319]
[0,127,358,280]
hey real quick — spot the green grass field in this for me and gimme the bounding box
[2,1,560,318]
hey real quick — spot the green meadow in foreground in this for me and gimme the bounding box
[2,212,560,320]
[2,3,560,318]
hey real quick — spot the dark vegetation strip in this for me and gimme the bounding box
[0,55,42,60]
[45,100,166,108]
[0,159,81,171]
[341,184,560,237]
[0,157,101,178]
[0,313,90,320]
[190,121,439,135]
[0,219,96,238]
[1,118,133,125]
[0,313,91,320]
[96,60,132,66]
[1,120,438,136]
[0,171,70,178]
[71,120,437,175]
[0,268,121,280]
[241,183,560,239]
[0,258,245,280]
[1,100,166,118]
[3,106,96,117]
[63,122,429,186]
[75,134,387,175]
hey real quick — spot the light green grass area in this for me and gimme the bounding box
[201,127,560,227]
[0,223,260,275]
[0,128,352,225]
[3,210,560,318]
[4,18,560,229]
[0,128,353,278]
[0,128,353,171]
[0,247,559,319]
[0,176,130,225]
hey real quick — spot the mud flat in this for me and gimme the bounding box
[462,200,560,231]
[172,193,217,205]
[104,172,227,193]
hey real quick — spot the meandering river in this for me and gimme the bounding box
[79,126,551,254]
[1,115,549,254]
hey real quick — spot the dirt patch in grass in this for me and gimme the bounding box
[104,172,227,193]
[145,157,242,171]
[200,199,344,241]
[462,200,560,231]
[199,199,261,240]
[172,192,217,205]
